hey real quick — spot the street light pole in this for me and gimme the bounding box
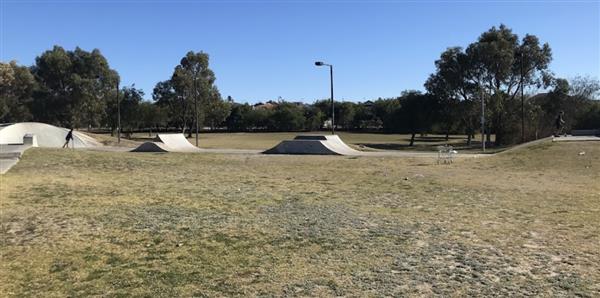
[117,80,121,144]
[480,79,485,152]
[329,65,334,135]
[521,52,525,143]
[194,80,199,147]
[315,61,335,135]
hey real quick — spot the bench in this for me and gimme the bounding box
[437,145,456,164]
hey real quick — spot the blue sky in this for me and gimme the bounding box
[2,1,599,103]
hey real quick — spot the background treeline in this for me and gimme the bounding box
[1,25,599,146]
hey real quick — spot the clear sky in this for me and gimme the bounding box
[2,1,599,103]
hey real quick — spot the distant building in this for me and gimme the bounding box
[252,100,308,110]
[253,100,278,110]
[362,100,374,108]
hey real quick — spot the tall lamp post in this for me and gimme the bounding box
[480,78,485,152]
[315,61,334,135]
[520,52,525,143]
[116,79,121,144]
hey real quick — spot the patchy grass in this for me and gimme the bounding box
[82,131,142,148]
[0,141,598,296]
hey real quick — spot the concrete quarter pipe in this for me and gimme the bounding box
[264,135,363,155]
[131,134,201,152]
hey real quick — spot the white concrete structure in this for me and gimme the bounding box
[131,142,171,152]
[0,122,100,148]
[131,133,201,153]
[23,134,38,147]
[0,122,101,174]
[264,135,363,155]
[155,134,201,152]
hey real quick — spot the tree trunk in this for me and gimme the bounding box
[409,132,416,146]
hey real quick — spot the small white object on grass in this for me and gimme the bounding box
[579,151,586,156]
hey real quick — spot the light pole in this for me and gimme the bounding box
[116,79,121,144]
[520,52,525,143]
[315,61,334,135]
[480,79,485,152]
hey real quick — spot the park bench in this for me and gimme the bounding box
[437,145,456,164]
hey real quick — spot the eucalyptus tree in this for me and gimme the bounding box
[117,86,143,133]
[396,91,435,146]
[204,88,232,130]
[31,46,119,128]
[425,47,476,142]
[467,25,552,144]
[426,25,553,145]
[153,79,191,132]
[0,61,36,123]
[171,51,219,144]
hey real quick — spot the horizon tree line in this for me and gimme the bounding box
[1,24,599,146]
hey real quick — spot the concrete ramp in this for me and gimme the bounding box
[319,135,363,155]
[264,135,363,155]
[131,142,171,152]
[264,139,341,155]
[155,134,201,152]
[0,122,101,174]
[0,122,100,148]
[131,134,201,153]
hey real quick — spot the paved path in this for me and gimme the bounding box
[552,135,600,142]
[87,146,262,155]
[86,144,482,158]
[0,144,31,174]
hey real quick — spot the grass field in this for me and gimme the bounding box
[0,140,598,296]
[119,131,496,152]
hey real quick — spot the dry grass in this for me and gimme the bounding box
[0,140,598,296]
[82,131,142,148]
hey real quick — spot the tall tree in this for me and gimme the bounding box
[269,102,306,131]
[31,46,118,128]
[0,61,36,123]
[569,76,600,100]
[171,51,218,143]
[153,80,189,131]
[425,49,475,141]
[335,102,357,130]
[119,86,144,134]
[396,91,435,146]
[204,89,232,130]
[426,25,553,145]
[467,25,552,144]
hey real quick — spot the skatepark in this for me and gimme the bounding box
[1,122,499,174]
[3,122,599,175]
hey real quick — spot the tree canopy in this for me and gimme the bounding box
[2,29,598,145]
